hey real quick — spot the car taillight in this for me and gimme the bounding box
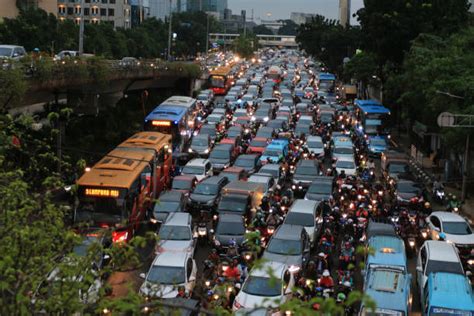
[112,231,128,243]
[233,300,242,309]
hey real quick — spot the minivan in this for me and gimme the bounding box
[284,199,322,245]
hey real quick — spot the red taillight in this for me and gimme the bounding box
[112,231,128,243]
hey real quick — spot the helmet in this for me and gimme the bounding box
[452,195,457,200]
[229,239,237,247]
[424,202,431,208]
[322,269,330,277]
[345,242,351,248]
[343,281,352,288]
[337,292,346,302]
[439,232,447,241]
[318,252,325,258]
[401,210,408,217]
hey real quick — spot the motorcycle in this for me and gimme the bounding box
[433,187,446,204]
[197,221,209,244]
[447,198,462,213]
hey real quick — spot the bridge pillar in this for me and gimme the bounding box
[67,90,100,115]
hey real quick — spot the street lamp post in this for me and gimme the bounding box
[205,13,209,56]
[78,0,85,54]
[167,0,173,61]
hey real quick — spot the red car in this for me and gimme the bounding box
[247,137,269,154]
[171,175,198,196]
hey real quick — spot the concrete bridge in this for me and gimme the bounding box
[8,59,206,115]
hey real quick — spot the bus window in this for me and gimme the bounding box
[210,75,225,88]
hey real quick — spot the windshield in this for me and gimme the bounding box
[260,167,278,178]
[192,138,208,147]
[182,165,205,175]
[251,140,267,147]
[285,212,314,226]
[308,141,323,148]
[200,127,216,136]
[334,147,353,154]
[295,166,318,176]
[370,139,387,146]
[429,307,473,316]
[389,163,409,174]
[194,183,218,195]
[263,150,281,157]
[159,225,191,241]
[155,200,180,213]
[234,111,248,118]
[146,266,185,284]
[267,238,302,255]
[257,130,274,138]
[210,149,230,159]
[210,75,225,88]
[207,116,222,123]
[220,172,239,181]
[337,160,355,169]
[397,182,421,193]
[308,183,332,194]
[218,196,247,213]
[78,197,124,221]
[443,221,473,235]
[216,221,245,235]
[425,260,464,276]
[228,129,241,138]
[72,235,99,257]
[360,307,404,316]
[172,179,192,190]
[243,276,281,297]
[0,47,13,57]
[235,157,255,168]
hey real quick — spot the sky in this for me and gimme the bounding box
[228,0,364,24]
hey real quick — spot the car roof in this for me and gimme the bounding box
[173,175,196,182]
[308,136,322,141]
[425,240,460,262]
[159,190,184,200]
[219,213,244,223]
[221,166,245,173]
[260,164,280,171]
[237,154,258,160]
[431,211,467,223]
[290,199,318,214]
[213,143,233,150]
[187,158,209,166]
[201,175,226,184]
[297,159,317,167]
[364,268,410,311]
[153,251,188,267]
[250,261,286,278]
[163,212,191,226]
[368,235,407,270]
[274,224,304,240]
[428,272,474,311]
[248,175,271,183]
[193,134,209,140]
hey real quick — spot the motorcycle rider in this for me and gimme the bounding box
[266,211,280,227]
[433,176,444,192]
[208,249,220,265]
[315,252,330,274]
[224,261,241,281]
[367,158,375,171]
[319,270,335,288]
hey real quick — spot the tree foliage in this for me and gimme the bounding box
[278,19,299,36]
[232,34,257,59]
[253,24,274,35]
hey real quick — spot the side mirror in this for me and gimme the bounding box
[189,276,196,282]
[139,273,146,279]
[284,285,292,295]
[433,227,440,232]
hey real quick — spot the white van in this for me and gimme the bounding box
[283,199,322,245]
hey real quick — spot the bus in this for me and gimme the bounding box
[209,66,234,95]
[355,99,391,139]
[117,132,172,199]
[75,149,154,243]
[318,72,336,92]
[144,96,197,151]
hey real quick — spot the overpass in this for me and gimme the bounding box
[209,33,298,49]
[5,59,205,114]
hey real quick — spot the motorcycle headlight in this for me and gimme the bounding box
[204,148,209,153]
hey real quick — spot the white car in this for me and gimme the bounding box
[416,240,464,300]
[140,251,197,299]
[426,211,474,246]
[156,213,196,255]
[181,158,213,181]
[335,157,357,176]
[233,261,296,311]
[248,174,276,196]
[306,135,324,158]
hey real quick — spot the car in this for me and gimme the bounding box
[213,213,247,251]
[248,174,276,196]
[284,199,322,245]
[156,213,195,254]
[189,134,212,157]
[232,261,296,311]
[260,140,289,164]
[217,193,252,217]
[394,179,425,204]
[139,251,197,299]
[181,158,213,181]
[292,159,321,192]
[319,110,335,125]
[198,124,219,142]
[262,224,311,271]
[227,126,243,141]
[335,157,357,176]
[304,177,334,202]
[247,137,269,154]
[209,144,236,172]
[53,50,80,60]
[0,45,26,60]
[367,135,388,156]
[294,123,312,138]
[416,240,465,300]
[241,94,256,107]
[206,114,226,132]
[233,154,262,175]
[119,57,139,67]
[189,176,229,210]
[220,166,248,181]
[252,107,273,124]
[257,163,285,185]
[152,190,187,223]
[171,175,198,196]
[266,118,289,132]
[306,135,325,158]
[425,212,474,261]
[255,126,275,139]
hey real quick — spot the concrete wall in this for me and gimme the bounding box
[0,0,20,19]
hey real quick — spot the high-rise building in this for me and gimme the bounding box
[290,12,315,25]
[470,0,474,12]
[149,0,186,20]
[57,0,131,28]
[1,0,57,19]
[130,0,150,26]
[186,0,227,18]
[339,0,350,27]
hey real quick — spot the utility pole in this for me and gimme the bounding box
[205,13,209,55]
[167,0,172,61]
[78,0,85,54]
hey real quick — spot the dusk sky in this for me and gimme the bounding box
[228,0,364,24]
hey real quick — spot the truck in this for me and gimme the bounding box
[221,181,265,210]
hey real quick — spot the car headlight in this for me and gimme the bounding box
[204,148,209,153]
[289,265,300,273]
[263,117,269,122]
[250,116,256,122]
[188,148,193,153]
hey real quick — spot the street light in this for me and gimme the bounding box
[167,0,172,61]
[78,0,84,54]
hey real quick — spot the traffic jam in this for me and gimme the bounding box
[74,50,474,314]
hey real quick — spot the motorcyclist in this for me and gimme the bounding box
[176,285,189,298]
[315,252,329,274]
[422,201,432,215]
[226,240,239,258]
[319,270,335,288]
[252,210,266,228]
[208,249,220,265]
[266,211,280,226]
[366,159,375,170]
[304,260,319,281]
[433,177,444,191]
[224,261,241,281]
[260,195,270,213]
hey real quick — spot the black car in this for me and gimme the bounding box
[233,154,262,175]
[395,180,425,205]
[152,190,187,223]
[189,176,229,210]
[304,177,334,202]
[212,213,246,252]
[209,143,235,173]
[292,159,321,193]
[217,193,252,219]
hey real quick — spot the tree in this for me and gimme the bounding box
[232,34,257,59]
[278,19,298,35]
[252,24,274,35]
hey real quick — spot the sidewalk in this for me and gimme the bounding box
[392,133,474,221]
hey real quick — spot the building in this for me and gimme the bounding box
[57,0,131,28]
[209,33,297,49]
[339,0,350,27]
[260,19,284,34]
[130,0,150,27]
[186,0,227,18]
[222,8,254,33]
[290,12,315,25]
[1,0,57,19]
[149,0,187,21]
[470,0,474,12]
